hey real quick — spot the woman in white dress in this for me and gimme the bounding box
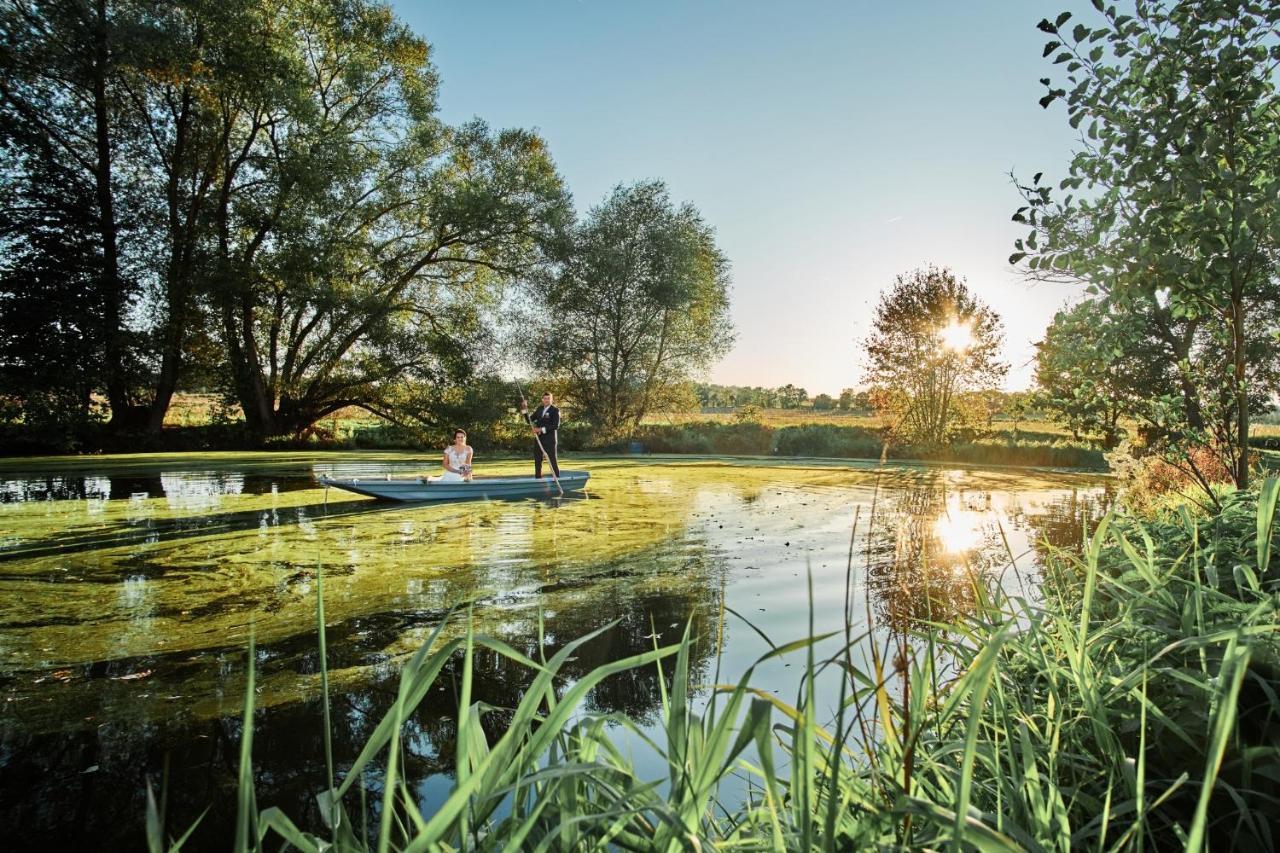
[431,429,473,482]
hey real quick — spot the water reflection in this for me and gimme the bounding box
[0,455,1107,851]
[863,472,1110,632]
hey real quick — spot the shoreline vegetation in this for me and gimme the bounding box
[9,404,1280,472]
[156,475,1280,851]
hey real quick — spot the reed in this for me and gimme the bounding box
[153,479,1279,850]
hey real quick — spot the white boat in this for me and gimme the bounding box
[317,470,590,502]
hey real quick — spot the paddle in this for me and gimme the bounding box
[518,386,564,497]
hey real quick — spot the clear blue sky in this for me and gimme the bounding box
[393,0,1093,395]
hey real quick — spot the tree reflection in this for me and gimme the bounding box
[0,539,724,852]
[865,478,995,631]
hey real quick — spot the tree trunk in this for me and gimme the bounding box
[91,0,143,430]
[1232,296,1249,489]
[147,309,184,433]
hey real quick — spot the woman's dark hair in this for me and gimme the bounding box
[452,428,466,440]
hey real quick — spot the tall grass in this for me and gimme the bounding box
[152,480,1279,850]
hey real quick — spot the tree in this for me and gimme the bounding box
[0,0,149,428]
[776,384,808,409]
[837,388,854,411]
[0,149,107,447]
[209,0,570,436]
[1012,1,1280,488]
[812,393,835,411]
[1033,301,1149,446]
[862,266,1007,444]
[1,0,573,439]
[533,181,733,436]
[1003,391,1034,434]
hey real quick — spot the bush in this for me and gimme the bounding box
[632,422,773,455]
[773,423,884,458]
[620,421,1107,469]
[931,437,1105,469]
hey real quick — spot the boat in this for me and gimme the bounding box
[317,470,590,502]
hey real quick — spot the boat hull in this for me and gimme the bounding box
[317,470,590,502]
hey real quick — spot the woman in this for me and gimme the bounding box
[430,429,473,482]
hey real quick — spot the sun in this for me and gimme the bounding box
[939,319,973,352]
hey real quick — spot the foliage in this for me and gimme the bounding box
[1013,0,1280,489]
[532,181,734,438]
[0,145,108,450]
[1034,300,1155,446]
[862,266,1007,445]
[810,393,835,411]
[0,0,571,439]
[175,479,1280,850]
[1107,439,1244,514]
[627,421,1105,469]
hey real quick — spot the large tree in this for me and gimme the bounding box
[208,2,570,437]
[1012,0,1280,488]
[1,0,572,439]
[532,181,733,436]
[862,266,1007,445]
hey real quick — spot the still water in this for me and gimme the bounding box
[0,452,1106,850]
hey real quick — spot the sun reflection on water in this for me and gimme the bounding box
[932,506,986,553]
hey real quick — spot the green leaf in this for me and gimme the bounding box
[1258,478,1279,574]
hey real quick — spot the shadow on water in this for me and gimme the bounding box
[0,498,388,566]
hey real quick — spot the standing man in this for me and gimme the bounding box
[520,391,561,478]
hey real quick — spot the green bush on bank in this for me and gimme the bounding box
[626,421,1106,469]
[179,479,1279,851]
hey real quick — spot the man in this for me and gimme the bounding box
[520,392,560,478]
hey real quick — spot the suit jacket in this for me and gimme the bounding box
[524,404,560,438]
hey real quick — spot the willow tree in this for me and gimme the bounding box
[532,181,733,437]
[1012,1,1280,488]
[862,266,1006,445]
[210,1,570,437]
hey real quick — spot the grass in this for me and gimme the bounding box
[651,407,1083,437]
[144,474,1280,851]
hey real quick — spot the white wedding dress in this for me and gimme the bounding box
[430,446,471,483]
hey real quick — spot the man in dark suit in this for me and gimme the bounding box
[520,391,560,478]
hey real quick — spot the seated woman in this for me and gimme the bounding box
[429,429,473,482]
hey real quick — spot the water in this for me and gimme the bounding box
[0,452,1107,850]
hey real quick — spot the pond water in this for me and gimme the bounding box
[0,452,1107,851]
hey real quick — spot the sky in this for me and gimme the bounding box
[393,0,1094,395]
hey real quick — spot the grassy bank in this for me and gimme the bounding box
[152,480,1280,851]
[632,421,1107,469]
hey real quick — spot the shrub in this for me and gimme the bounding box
[773,423,884,458]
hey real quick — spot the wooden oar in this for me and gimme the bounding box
[519,386,564,497]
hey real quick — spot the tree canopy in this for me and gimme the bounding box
[862,266,1007,445]
[0,0,571,440]
[1012,0,1280,488]
[531,181,733,437]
